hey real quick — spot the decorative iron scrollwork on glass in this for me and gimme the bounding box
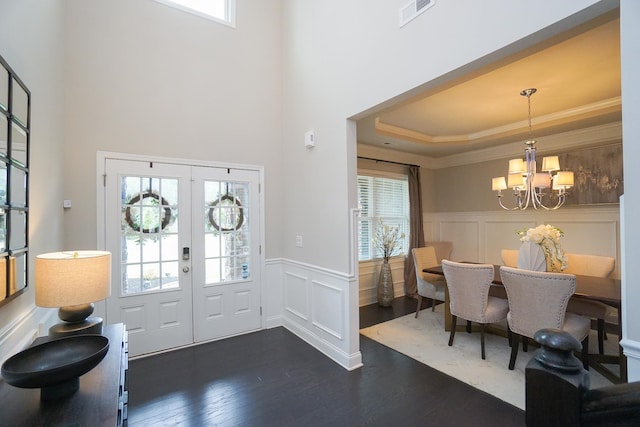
[124,191,172,233]
[208,194,244,232]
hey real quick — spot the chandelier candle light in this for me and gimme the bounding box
[492,88,574,210]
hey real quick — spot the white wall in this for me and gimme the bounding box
[0,0,65,363]
[62,0,284,256]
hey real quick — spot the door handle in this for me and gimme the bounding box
[183,266,190,273]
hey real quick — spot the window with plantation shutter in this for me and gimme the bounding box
[357,173,409,261]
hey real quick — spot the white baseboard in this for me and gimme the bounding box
[283,316,362,371]
[620,337,640,381]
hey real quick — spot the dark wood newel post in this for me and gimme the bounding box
[526,328,640,427]
[526,328,589,426]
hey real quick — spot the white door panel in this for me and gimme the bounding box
[105,159,193,356]
[191,166,261,342]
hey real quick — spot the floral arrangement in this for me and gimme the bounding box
[517,224,567,272]
[373,220,405,262]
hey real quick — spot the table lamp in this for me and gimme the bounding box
[35,251,111,338]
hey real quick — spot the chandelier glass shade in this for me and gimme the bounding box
[492,88,574,210]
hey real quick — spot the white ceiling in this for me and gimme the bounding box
[356,15,621,158]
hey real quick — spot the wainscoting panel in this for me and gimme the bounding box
[551,220,618,257]
[284,271,309,321]
[311,279,344,340]
[438,220,480,262]
[425,206,621,277]
[263,260,284,329]
[359,206,621,306]
[280,259,362,370]
[484,219,537,265]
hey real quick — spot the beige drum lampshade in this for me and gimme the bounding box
[35,251,111,308]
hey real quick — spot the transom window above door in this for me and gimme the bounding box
[154,0,236,27]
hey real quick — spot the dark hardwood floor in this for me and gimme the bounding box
[128,297,525,426]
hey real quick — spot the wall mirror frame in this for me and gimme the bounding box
[0,52,30,307]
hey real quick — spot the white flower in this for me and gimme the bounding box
[373,219,405,262]
[516,224,567,272]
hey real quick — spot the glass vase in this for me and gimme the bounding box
[377,260,394,307]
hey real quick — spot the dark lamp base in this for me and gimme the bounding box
[49,317,104,338]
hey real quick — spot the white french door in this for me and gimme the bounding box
[191,165,262,342]
[103,158,262,357]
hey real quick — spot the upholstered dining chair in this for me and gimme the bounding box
[564,253,616,355]
[501,249,519,268]
[500,266,590,370]
[441,260,509,360]
[412,246,446,318]
[424,241,453,264]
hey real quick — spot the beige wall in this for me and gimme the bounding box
[435,136,623,212]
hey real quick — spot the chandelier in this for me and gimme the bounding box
[491,88,574,210]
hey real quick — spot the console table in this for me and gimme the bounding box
[0,323,128,426]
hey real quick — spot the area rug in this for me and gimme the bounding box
[360,304,613,410]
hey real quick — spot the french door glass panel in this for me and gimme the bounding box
[120,176,180,295]
[203,180,251,284]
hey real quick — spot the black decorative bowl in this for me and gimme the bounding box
[1,334,109,400]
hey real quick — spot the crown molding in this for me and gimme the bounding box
[430,121,622,169]
[375,98,621,146]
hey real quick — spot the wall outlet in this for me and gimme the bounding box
[296,235,303,247]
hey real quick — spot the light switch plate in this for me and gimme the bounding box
[304,130,315,148]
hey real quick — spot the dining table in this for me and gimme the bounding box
[423,264,625,383]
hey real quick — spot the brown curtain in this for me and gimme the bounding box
[404,165,425,296]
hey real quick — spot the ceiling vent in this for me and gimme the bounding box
[399,0,435,28]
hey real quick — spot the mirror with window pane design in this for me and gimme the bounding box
[0,53,30,306]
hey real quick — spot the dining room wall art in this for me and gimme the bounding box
[558,143,623,205]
